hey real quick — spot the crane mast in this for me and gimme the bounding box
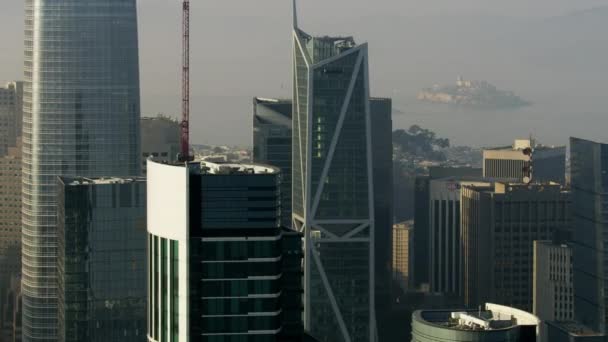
[180,0,191,161]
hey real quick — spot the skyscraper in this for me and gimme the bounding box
[253,97,293,228]
[570,138,608,333]
[146,160,310,341]
[292,2,376,340]
[0,81,23,156]
[461,182,570,312]
[392,221,412,292]
[57,177,147,342]
[22,1,141,339]
[533,240,574,322]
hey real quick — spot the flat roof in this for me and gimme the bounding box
[198,161,279,175]
[60,176,145,186]
[547,321,605,337]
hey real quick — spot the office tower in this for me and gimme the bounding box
[57,177,146,342]
[483,139,566,183]
[392,221,412,292]
[411,303,541,342]
[0,81,23,155]
[545,321,605,342]
[292,4,376,340]
[141,115,180,175]
[253,97,293,228]
[428,178,489,296]
[570,138,608,333]
[147,159,312,341]
[533,241,574,322]
[22,0,141,339]
[0,141,22,321]
[412,167,482,290]
[461,182,570,312]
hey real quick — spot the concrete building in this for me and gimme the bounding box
[570,138,608,334]
[22,0,141,338]
[141,115,180,175]
[57,177,147,342]
[429,178,489,296]
[292,3,377,340]
[0,81,23,156]
[0,142,21,321]
[483,139,566,183]
[253,97,293,229]
[461,182,570,312]
[147,160,309,341]
[413,167,482,290]
[411,303,541,342]
[533,241,574,322]
[393,221,412,292]
[545,321,605,342]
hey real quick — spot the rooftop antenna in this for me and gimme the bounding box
[179,0,192,162]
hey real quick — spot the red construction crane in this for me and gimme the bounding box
[180,0,191,161]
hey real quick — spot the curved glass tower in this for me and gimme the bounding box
[22,0,141,340]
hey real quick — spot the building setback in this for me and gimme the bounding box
[22,0,141,339]
[483,139,566,183]
[57,177,147,342]
[533,241,574,322]
[0,81,22,156]
[253,97,293,229]
[141,115,180,175]
[428,178,489,297]
[147,160,308,341]
[570,137,608,334]
[461,182,570,312]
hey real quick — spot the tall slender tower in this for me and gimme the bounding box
[22,1,141,340]
[291,2,376,341]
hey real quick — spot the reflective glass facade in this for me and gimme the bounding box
[293,20,375,341]
[22,1,141,340]
[571,138,608,334]
[57,178,146,342]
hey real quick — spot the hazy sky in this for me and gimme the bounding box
[0,0,606,146]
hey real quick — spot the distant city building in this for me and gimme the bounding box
[483,139,566,183]
[22,0,141,338]
[392,221,412,292]
[141,115,180,175]
[412,167,482,290]
[533,241,574,322]
[0,141,21,320]
[411,303,541,342]
[57,177,147,342]
[292,4,377,340]
[461,182,570,312]
[252,97,293,228]
[0,81,22,156]
[429,177,489,296]
[570,138,608,334]
[545,321,605,342]
[147,160,308,341]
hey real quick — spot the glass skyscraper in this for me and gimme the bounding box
[571,137,608,334]
[292,3,376,341]
[22,1,141,340]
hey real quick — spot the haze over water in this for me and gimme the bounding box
[0,0,605,147]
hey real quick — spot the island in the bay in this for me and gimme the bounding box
[417,77,531,109]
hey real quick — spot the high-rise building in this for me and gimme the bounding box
[483,139,566,183]
[0,81,23,156]
[570,137,608,333]
[428,177,489,296]
[141,115,180,175]
[412,167,482,290]
[533,241,574,322]
[146,160,309,341]
[461,182,570,312]
[253,97,293,228]
[22,0,141,339]
[57,177,147,342]
[292,3,376,340]
[392,221,412,292]
[0,141,22,321]
[545,321,605,342]
[411,303,541,342]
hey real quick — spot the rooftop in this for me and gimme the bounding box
[60,176,145,186]
[547,321,605,337]
[196,161,279,175]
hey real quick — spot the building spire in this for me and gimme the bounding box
[292,0,298,29]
